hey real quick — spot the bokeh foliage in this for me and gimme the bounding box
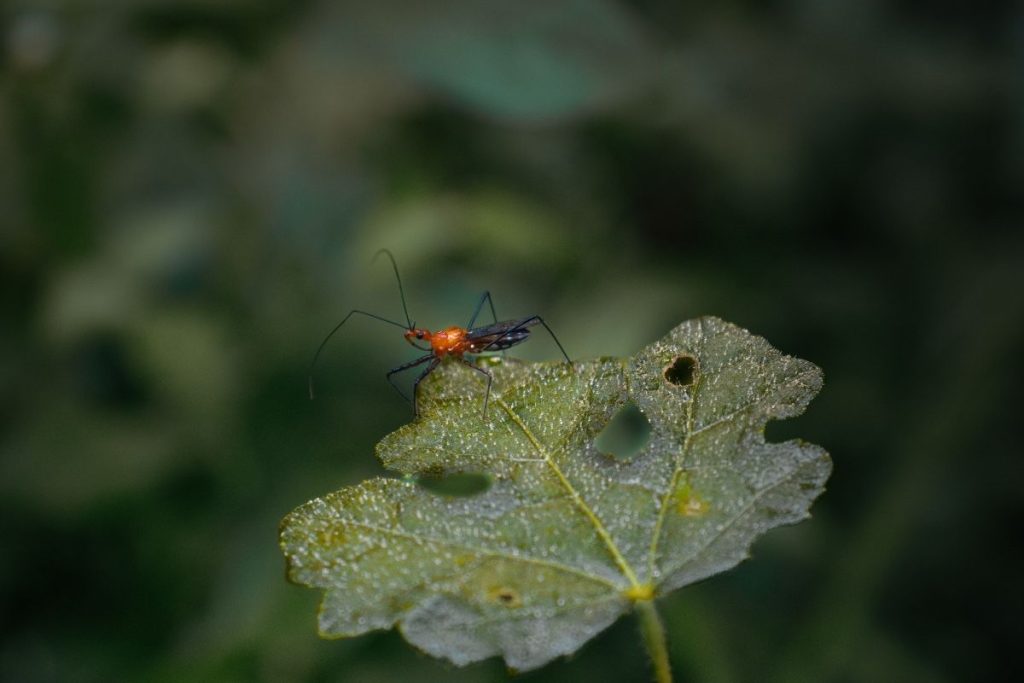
[1,1,1022,682]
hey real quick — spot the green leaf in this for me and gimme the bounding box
[279,317,831,671]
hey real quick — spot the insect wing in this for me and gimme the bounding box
[466,317,535,352]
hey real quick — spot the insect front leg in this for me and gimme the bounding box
[386,354,435,407]
[411,358,442,417]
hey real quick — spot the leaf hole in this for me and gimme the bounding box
[664,355,697,386]
[417,472,490,497]
[595,400,652,462]
[764,419,801,443]
[487,585,522,608]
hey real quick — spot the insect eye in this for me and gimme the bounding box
[416,332,424,339]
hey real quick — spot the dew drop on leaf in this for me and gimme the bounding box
[279,317,831,671]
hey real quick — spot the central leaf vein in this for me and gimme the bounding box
[647,319,706,580]
[495,395,641,590]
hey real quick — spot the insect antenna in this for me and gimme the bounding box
[307,310,408,399]
[308,250,417,400]
[372,249,413,330]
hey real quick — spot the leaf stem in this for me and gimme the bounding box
[636,600,673,683]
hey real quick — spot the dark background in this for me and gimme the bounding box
[2,2,1021,682]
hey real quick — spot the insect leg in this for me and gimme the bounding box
[410,358,442,417]
[466,291,499,329]
[459,358,494,415]
[308,308,411,399]
[386,354,435,407]
[529,316,572,364]
[467,291,509,357]
[479,315,572,364]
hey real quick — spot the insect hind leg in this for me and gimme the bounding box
[528,316,571,364]
[481,315,571,365]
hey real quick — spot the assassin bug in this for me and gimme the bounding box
[308,250,571,416]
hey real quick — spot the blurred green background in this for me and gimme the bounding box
[2,2,1021,682]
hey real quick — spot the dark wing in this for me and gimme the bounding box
[465,316,538,352]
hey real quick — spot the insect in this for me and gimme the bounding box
[308,250,571,416]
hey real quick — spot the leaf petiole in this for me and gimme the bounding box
[636,599,672,683]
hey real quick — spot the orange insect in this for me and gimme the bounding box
[308,250,571,416]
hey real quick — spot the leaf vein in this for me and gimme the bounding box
[663,465,812,581]
[332,518,620,589]
[495,395,642,589]
[647,318,706,580]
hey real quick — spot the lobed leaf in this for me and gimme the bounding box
[279,317,831,670]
